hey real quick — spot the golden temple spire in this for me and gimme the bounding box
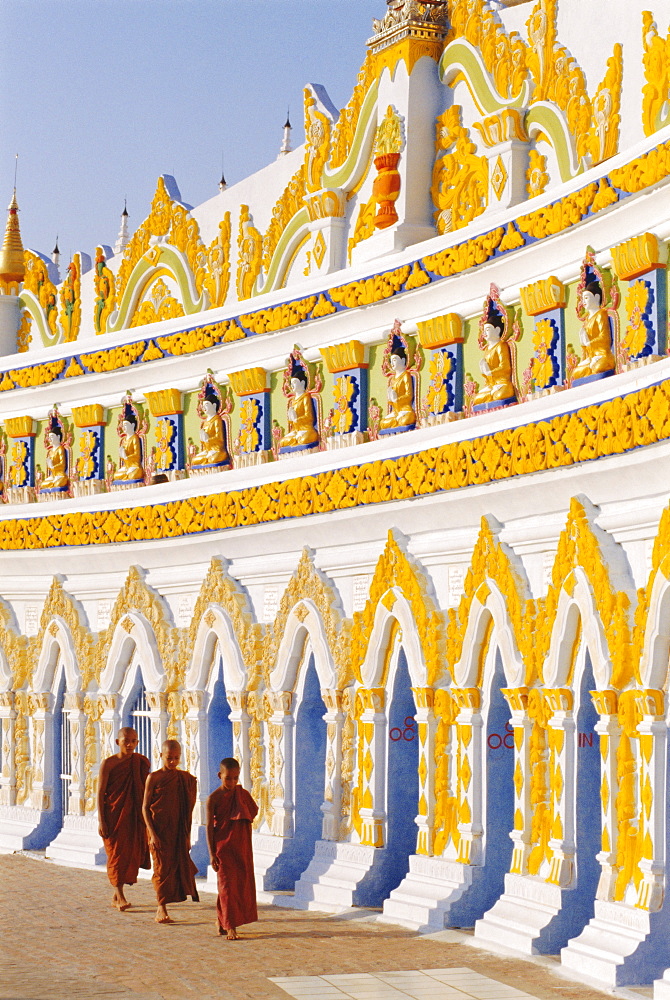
[0,187,25,292]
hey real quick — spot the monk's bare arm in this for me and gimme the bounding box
[142,772,160,848]
[205,790,220,871]
[97,757,113,839]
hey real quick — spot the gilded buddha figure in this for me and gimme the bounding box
[114,405,144,482]
[40,416,68,492]
[192,382,230,468]
[380,340,416,431]
[279,360,319,450]
[572,280,615,383]
[473,308,516,408]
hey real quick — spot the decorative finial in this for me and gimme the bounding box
[0,161,25,292]
[277,108,292,158]
[219,152,227,192]
[114,200,129,255]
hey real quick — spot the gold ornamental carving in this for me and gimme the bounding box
[611,233,665,281]
[416,314,463,349]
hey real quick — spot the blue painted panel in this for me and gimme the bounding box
[263,654,327,891]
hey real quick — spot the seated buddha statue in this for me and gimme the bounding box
[40,422,68,492]
[380,345,416,431]
[572,281,615,383]
[279,367,319,450]
[114,410,143,482]
[192,387,230,468]
[473,311,516,408]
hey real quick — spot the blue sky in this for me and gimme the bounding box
[1,0,383,263]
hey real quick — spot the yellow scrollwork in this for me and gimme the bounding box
[352,531,446,687]
[431,106,488,234]
[448,0,527,101]
[203,213,231,309]
[526,149,549,199]
[262,167,306,272]
[236,205,263,301]
[329,53,376,170]
[642,10,670,137]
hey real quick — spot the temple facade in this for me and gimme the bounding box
[1,0,670,991]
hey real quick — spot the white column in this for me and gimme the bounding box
[453,688,484,865]
[268,691,295,838]
[321,689,344,841]
[0,692,16,806]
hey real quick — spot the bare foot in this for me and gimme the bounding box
[112,891,131,911]
[226,927,239,940]
[155,905,173,924]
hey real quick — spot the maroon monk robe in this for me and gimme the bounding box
[212,785,258,930]
[101,752,150,887]
[148,768,199,905]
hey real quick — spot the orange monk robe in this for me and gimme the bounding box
[148,768,199,905]
[212,786,258,931]
[101,752,151,888]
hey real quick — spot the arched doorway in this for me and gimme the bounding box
[451,647,514,926]
[357,644,419,906]
[264,651,327,890]
[207,654,234,793]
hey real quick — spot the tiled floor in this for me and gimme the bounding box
[269,967,539,1000]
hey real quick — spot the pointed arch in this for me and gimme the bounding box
[0,598,25,692]
[635,504,670,691]
[352,531,446,687]
[184,557,262,693]
[540,497,635,690]
[97,566,174,690]
[264,549,349,690]
[32,579,91,693]
[448,516,531,686]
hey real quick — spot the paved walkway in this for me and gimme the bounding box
[0,854,651,1000]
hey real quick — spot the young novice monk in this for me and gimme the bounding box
[142,739,199,923]
[206,757,258,939]
[97,727,150,911]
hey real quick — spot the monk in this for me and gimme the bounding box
[142,739,199,923]
[97,727,150,911]
[206,757,258,939]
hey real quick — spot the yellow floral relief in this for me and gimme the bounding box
[332,375,355,434]
[623,280,652,358]
[130,278,184,328]
[348,197,377,261]
[76,430,97,480]
[425,350,451,415]
[262,166,306,271]
[203,213,231,309]
[531,318,557,391]
[155,419,175,472]
[642,10,670,137]
[448,0,527,100]
[432,689,459,856]
[525,688,552,876]
[16,311,32,353]
[614,691,643,901]
[22,251,59,339]
[526,149,549,199]
[526,0,621,165]
[236,205,263,301]
[238,398,261,454]
[329,52,376,170]
[431,106,488,234]
[9,440,28,488]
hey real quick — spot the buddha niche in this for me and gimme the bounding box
[279,360,319,451]
[572,280,615,384]
[114,405,143,483]
[40,416,68,493]
[379,338,416,433]
[192,383,230,468]
[473,308,516,409]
